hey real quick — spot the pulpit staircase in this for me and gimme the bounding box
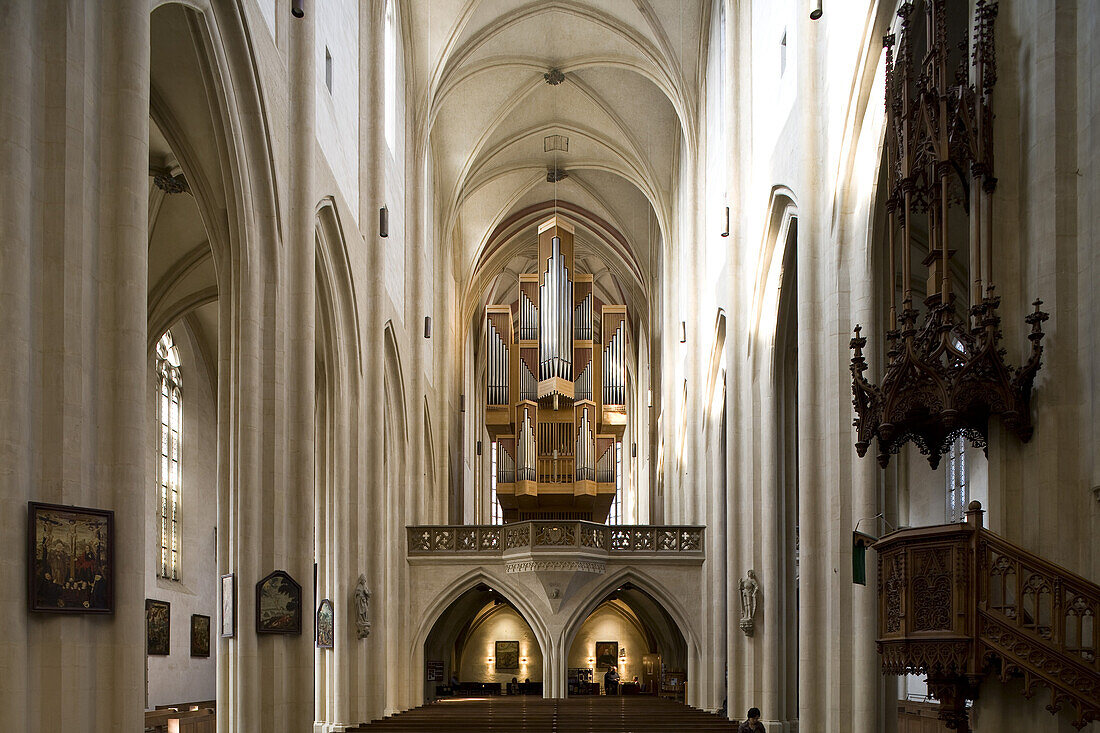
[874,501,1099,730]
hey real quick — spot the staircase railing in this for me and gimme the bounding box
[874,501,1099,731]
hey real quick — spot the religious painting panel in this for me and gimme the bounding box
[146,599,171,655]
[495,640,519,671]
[255,570,301,634]
[27,502,113,613]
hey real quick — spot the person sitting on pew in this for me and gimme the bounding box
[603,665,620,695]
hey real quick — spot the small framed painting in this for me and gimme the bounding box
[496,640,519,671]
[595,641,618,670]
[316,599,334,649]
[27,502,114,613]
[191,614,211,657]
[146,599,171,655]
[220,573,235,638]
[255,570,301,634]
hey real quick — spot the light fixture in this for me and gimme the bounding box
[291,0,304,18]
[476,440,482,456]
[721,206,729,237]
[379,205,389,238]
[809,0,822,20]
[520,657,528,664]
[460,394,465,412]
[486,657,494,664]
[631,442,637,458]
[680,321,686,343]
[647,389,652,408]
[424,316,432,339]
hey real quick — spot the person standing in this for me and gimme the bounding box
[738,707,765,732]
[603,665,620,695]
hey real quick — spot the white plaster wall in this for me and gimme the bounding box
[145,321,218,708]
[316,0,360,223]
[457,605,543,684]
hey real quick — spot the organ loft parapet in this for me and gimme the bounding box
[484,216,629,523]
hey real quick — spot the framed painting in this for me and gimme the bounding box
[190,614,210,657]
[255,570,301,634]
[27,502,113,613]
[316,598,334,649]
[220,573,235,638]
[146,599,171,655]
[595,641,618,670]
[495,640,519,671]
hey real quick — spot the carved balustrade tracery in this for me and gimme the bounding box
[407,522,704,559]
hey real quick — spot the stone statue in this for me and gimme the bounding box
[739,569,759,636]
[355,574,372,639]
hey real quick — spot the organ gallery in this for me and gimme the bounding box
[484,217,627,522]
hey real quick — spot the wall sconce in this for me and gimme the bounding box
[810,0,822,20]
[291,0,304,18]
[619,648,627,658]
[379,205,389,238]
[631,442,637,458]
[721,206,729,237]
[520,657,528,664]
[680,321,686,343]
[424,316,432,339]
[476,440,483,456]
[486,657,494,664]
[647,389,652,408]
[587,657,595,665]
[460,394,465,412]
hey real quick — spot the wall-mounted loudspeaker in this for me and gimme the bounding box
[379,205,389,238]
[291,0,304,18]
[424,316,432,339]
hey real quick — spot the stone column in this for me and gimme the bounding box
[0,1,150,730]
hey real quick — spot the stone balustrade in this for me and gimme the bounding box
[407,522,704,558]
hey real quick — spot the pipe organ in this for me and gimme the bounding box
[484,217,628,522]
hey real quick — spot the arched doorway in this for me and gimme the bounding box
[565,583,688,700]
[423,584,546,701]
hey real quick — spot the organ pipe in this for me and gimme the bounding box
[603,324,625,405]
[487,320,509,405]
[574,293,592,341]
[520,292,537,341]
[539,236,572,381]
[575,359,592,401]
[576,408,594,481]
[517,407,535,482]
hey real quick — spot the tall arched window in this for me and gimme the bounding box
[489,441,502,525]
[383,0,397,154]
[155,331,182,580]
[610,441,623,524]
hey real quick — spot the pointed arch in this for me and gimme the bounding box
[410,568,552,702]
[383,321,409,445]
[559,567,699,679]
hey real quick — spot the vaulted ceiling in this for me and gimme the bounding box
[408,1,710,326]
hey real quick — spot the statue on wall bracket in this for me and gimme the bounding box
[354,574,371,639]
[739,569,759,637]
